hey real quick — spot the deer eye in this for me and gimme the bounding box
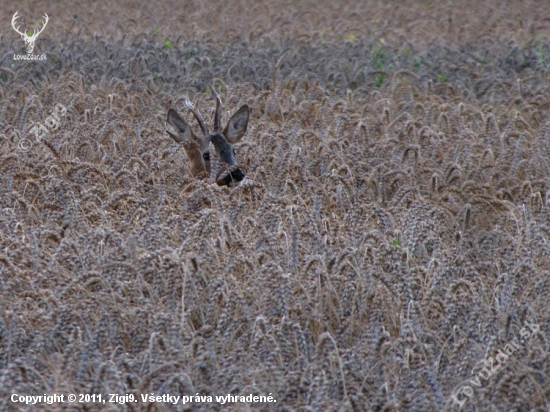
[203,152,210,161]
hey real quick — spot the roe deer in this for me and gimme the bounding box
[166,90,249,187]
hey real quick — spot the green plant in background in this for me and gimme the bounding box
[373,49,387,71]
[534,44,546,64]
[164,39,173,49]
[370,41,390,88]
[321,28,328,44]
[437,73,449,82]
[374,73,386,88]
[186,46,199,60]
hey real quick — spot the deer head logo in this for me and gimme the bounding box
[166,89,250,187]
[12,11,49,54]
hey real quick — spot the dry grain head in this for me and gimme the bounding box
[166,89,249,186]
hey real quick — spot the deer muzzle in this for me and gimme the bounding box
[216,166,245,187]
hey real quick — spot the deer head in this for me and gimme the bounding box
[166,90,249,187]
[11,11,49,54]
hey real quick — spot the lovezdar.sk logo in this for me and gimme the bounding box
[12,10,48,60]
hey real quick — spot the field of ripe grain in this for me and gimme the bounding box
[1,0,550,410]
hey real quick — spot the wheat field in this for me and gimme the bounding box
[1,0,549,411]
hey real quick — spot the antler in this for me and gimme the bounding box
[184,95,209,136]
[11,11,48,39]
[11,11,26,37]
[33,13,49,38]
[212,87,222,133]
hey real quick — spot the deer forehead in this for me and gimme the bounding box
[198,135,212,153]
[210,133,232,150]
[210,134,238,164]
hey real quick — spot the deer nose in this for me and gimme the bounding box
[232,168,245,182]
[216,167,245,186]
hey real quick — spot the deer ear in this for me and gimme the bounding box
[166,109,207,177]
[166,109,196,143]
[223,105,249,143]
